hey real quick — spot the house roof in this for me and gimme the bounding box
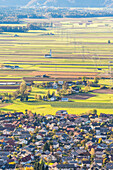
[106,163,113,169]
[57,164,75,168]
[4,163,16,169]
[21,154,31,162]
[94,159,103,164]
[82,160,91,164]
[56,110,68,115]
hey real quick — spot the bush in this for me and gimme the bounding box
[100,85,108,89]
[91,83,100,87]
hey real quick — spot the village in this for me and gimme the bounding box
[0,109,112,169]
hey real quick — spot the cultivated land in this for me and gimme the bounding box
[1,17,113,114]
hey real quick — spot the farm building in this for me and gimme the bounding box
[52,82,58,89]
[45,49,52,58]
[71,86,80,93]
[61,98,69,102]
[58,81,64,85]
[50,96,57,101]
[67,81,76,86]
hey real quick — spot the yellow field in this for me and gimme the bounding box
[0,17,113,114]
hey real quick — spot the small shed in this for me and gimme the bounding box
[61,98,69,102]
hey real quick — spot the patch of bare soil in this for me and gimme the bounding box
[0,86,19,89]
[0,103,12,108]
[93,89,113,94]
[65,93,96,100]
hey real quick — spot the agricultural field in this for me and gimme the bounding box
[0,17,113,114]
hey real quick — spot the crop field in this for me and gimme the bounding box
[1,17,113,114]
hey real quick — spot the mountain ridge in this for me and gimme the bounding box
[0,0,113,8]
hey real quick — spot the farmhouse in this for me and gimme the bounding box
[50,96,57,101]
[45,49,52,58]
[71,86,80,93]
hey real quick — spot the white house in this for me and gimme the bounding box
[58,81,64,85]
[50,96,57,101]
[27,127,35,133]
[19,139,28,145]
[36,135,42,140]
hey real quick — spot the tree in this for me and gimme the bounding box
[90,148,95,156]
[52,91,55,97]
[43,95,46,100]
[4,92,8,97]
[25,109,27,115]
[26,95,28,101]
[81,140,85,147]
[108,40,111,44]
[7,155,12,159]
[62,81,68,90]
[98,138,102,144]
[58,91,62,97]
[20,96,24,101]
[20,81,27,95]
[82,76,86,82]
[37,95,42,100]
[57,87,60,93]
[35,94,38,100]
[92,109,97,115]
[103,158,107,165]
[94,77,99,84]
[43,142,50,151]
[45,166,48,170]
[27,86,32,92]
[20,82,29,101]
[12,91,18,99]
[47,90,50,99]
[34,161,39,170]
[34,159,48,170]
[40,160,44,170]
[84,85,90,92]
[8,94,12,101]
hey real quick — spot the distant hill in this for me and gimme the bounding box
[0,0,29,6]
[25,0,113,8]
[0,0,113,8]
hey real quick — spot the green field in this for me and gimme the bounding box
[0,17,113,115]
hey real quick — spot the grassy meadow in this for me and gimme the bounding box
[0,17,113,115]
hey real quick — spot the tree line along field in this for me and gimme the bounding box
[1,17,113,114]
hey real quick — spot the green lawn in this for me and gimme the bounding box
[2,99,113,115]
